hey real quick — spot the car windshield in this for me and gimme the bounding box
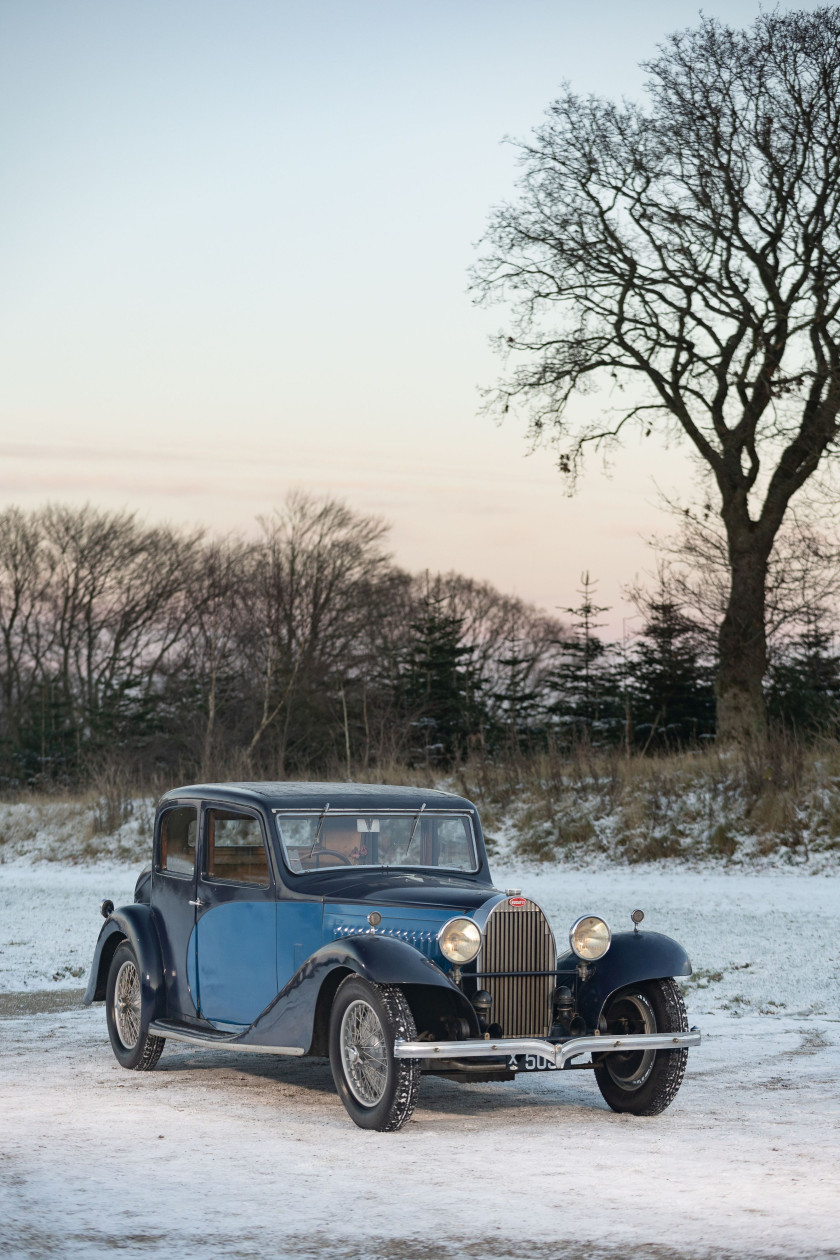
[275,810,479,874]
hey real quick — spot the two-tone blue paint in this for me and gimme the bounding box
[185,900,467,1029]
[323,902,465,967]
[235,933,478,1053]
[84,781,695,1060]
[188,898,326,1029]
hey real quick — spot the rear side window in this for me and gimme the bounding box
[204,809,270,887]
[158,807,197,876]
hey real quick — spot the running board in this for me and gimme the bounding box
[394,1028,701,1067]
[149,1021,305,1056]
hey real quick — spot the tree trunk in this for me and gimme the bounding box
[716,532,770,745]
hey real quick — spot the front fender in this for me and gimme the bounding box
[83,904,165,1021]
[319,933,458,987]
[240,933,478,1053]
[562,930,692,1028]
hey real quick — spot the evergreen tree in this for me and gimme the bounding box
[767,611,840,734]
[492,638,544,753]
[629,596,715,748]
[400,585,483,766]
[547,573,622,742]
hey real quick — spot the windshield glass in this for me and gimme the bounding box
[275,811,479,874]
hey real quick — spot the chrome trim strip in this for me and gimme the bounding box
[148,1022,305,1055]
[393,1029,701,1065]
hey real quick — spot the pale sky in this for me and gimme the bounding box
[0,1,821,633]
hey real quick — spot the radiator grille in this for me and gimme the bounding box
[478,898,557,1037]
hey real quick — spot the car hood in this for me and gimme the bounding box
[301,869,500,911]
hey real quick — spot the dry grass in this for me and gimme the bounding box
[449,735,840,864]
[3,736,840,865]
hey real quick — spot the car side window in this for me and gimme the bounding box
[204,809,270,888]
[158,807,197,876]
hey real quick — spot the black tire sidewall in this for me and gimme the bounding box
[328,976,413,1131]
[105,941,153,1069]
[593,977,688,1116]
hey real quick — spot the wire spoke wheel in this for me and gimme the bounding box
[340,999,388,1106]
[329,977,420,1130]
[114,959,142,1049]
[105,941,165,1071]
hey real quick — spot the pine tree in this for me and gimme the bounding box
[400,586,483,766]
[629,596,715,748]
[767,611,840,734]
[547,573,621,743]
[492,638,544,753]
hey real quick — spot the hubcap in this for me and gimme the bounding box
[114,959,141,1049]
[340,999,388,1106]
[603,992,656,1090]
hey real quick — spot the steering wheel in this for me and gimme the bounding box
[311,848,352,867]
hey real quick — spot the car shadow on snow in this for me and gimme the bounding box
[152,1045,609,1120]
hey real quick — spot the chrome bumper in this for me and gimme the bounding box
[393,1028,701,1067]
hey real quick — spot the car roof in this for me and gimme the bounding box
[159,781,477,813]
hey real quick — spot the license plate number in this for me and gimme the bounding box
[510,1053,559,1072]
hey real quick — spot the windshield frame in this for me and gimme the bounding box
[273,807,480,877]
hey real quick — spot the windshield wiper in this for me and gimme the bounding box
[403,804,425,859]
[307,803,330,859]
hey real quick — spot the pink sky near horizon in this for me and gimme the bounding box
[1,1,813,634]
[0,431,699,636]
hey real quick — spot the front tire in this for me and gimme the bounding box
[328,976,419,1131]
[593,978,688,1116]
[105,941,165,1071]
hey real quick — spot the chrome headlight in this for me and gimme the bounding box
[569,914,611,961]
[438,916,481,965]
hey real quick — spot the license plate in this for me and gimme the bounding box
[509,1053,559,1072]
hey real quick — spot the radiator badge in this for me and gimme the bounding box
[508,897,526,908]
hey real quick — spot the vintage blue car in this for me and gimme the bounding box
[85,782,700,1130]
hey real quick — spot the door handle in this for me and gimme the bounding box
[188,898,204,907]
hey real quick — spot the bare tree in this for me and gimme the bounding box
[177,535,252,780]
[473,9,840,742]
[649,495,840,655]
[243,493,394,771]
[0,507,57,752]
[0,504,205,779]
[38,506,204,738]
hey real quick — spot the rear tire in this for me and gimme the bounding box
[329,976,419,1131]
[593,978,688,1116]
[105,941,165,1071]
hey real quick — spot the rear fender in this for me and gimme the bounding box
[562,930,692,1028]
[83,905,165,1021]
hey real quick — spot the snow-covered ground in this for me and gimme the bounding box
[0,862,138,991]
[1,857,839,1259]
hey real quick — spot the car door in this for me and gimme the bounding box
[194,804,278,1029]
[152,801,200,1019]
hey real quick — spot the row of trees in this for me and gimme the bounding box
[0,496,561,784]
[1,497,837,788]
